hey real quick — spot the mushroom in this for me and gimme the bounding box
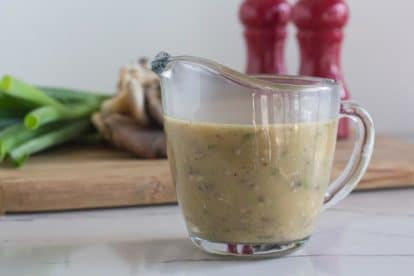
[100,59,161,127]
[92,58,166,158]
[92,113,166,158]
[144,82,163,127]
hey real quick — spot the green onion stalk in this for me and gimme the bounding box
[9,120,91,167]
[0,75,109,167]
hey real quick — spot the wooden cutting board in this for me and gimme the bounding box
[0,135,413,214]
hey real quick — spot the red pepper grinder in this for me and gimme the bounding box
[239,0,291,74]
[292,0,350,139]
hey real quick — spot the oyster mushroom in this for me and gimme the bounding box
[145,82,163,126]
[92,58,166,158]
[100,63,153,126]
[92,113,166,158]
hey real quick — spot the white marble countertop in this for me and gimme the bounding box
[1,189,414,276]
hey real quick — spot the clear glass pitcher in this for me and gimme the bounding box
[152,52,375,258]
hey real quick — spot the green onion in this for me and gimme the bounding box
[0,109,21,129]
[38,86,109,104]
[0,93,31,115]
[9,120,91,167]
[0,75,66,111]
[271,167,279,176]
[0,123,56,161]
[23,86,107,129]
[0,76,106,167]
[301,180,311,189]
[207,144,218,150]
[24,102,97,130]
[0,117,19,130]
[24,106,61,129]
[241,132,254,143]
[0,123,29,160]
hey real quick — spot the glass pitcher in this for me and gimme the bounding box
[152,52,375,258]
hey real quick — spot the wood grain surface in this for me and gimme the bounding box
[0,135,413,214]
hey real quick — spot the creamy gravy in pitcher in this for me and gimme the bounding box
[165,117,338,243]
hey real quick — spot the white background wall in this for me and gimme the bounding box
[0,0,412,134]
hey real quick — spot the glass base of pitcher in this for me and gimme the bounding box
[190,235,309,258]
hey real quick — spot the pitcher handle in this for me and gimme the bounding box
[323,101,375,209]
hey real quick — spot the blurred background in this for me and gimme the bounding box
[0,0,411,135]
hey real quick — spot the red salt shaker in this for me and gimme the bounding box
[239,0,291,74]
[292,0,350,138]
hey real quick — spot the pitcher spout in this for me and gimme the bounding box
[151,51,326,92]
[151,51,279,92]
